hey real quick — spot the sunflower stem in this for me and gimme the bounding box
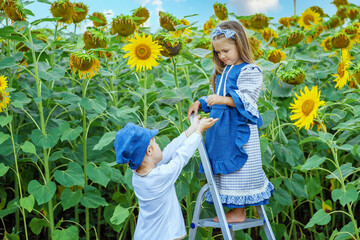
[82,77,90,240]
[29,31,55,238]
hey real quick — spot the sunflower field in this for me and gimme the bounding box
[0,0,360,239]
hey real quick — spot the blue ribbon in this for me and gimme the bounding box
[212,26,236,39]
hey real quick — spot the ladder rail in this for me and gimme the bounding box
[188,114,275,240]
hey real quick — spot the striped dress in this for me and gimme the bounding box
[198,63,274,207]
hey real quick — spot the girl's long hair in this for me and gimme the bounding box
[211,21,254,91]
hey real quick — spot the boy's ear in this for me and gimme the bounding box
[146,145,152,156]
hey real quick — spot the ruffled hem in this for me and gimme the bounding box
[205,181,275,207]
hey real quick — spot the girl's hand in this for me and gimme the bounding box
[206,95,225,106]
[187,100,201,120]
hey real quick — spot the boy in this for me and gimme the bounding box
[114,116,218,240]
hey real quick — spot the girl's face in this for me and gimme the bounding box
[212,37,242,66]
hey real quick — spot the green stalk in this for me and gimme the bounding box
[317,117,359,239]
[7,117,29,240]
[50,24,58,67]
[143,71,148,127]
[82,78,90,240]
[29,32,55,238]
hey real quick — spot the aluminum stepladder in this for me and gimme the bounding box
[188,116,276,240]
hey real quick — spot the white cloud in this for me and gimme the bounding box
[139,0,151,7]
[228,0,280,15]
[103,9,114,19]
[152,0,164,14]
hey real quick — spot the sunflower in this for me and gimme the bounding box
[83,28,107,50]
[213,2,228,21]
[279,68,305,85]
[310,6,325,17]
[193,37,212,50]
[155,33,182,57]
[336,7,347,19]
[279,17,291,28]
[249,13,269,30]
[322,201,332,213]
[324,16,341,30]
[92,12,107,27]
[70,52,100,79]
[0,90,10,112]
[171,19,192,40]
[333,48,351,89]
[286,30,305,47]
[159,11,180,31]
[289,86,325,130]
[311,119,327,132]
[321,36,333,51]
[349,67,360,88]
[72,2,88,24]
[331,33,350,49]
[132,6,149,25]
[0,75,8,91]
[332,0,348,8]
[122,34,162,71]
[50,0,74,24]
[348,8,359,20]
[249,36,264,60]
[267,49,286,63]
[261,28,278,46]
[3,0,26,22]
[203,18,217,35]
[111,15,137,37]
[298,8,321,30]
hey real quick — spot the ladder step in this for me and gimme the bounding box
[198,218,265,231]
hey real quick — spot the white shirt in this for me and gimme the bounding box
[132,132,202,240]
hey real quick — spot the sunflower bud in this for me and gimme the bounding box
[310,6,325,17]
[83,28,107,50]
[70,52,101,79]
[155,34,182,57]
[348,8,359,20]
[332,0,348,8]
[250,13,269,30]
[249,36,264,60]
[279,68,305,85]
[322,200,332,213]
[111,15,137,37]
[194,37,211,50]
[213,2,228,21]
[203,18,217,35]
[92,12,107,27]
[132,6,149,25]
[336,7,347,19]
[16,42,29,52]
[331,33,350,49]
[286,31,304,47]
[50,0,74,24]
[3,0,26,22]
[159,11,180,31]
[279,17,291,28]
[72,2,88,24]
[267,49,286,63]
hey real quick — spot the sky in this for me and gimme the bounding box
[20,0,358,33]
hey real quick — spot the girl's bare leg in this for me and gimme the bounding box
[213,207,246,223]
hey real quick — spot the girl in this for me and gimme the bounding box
[187,21,274,223]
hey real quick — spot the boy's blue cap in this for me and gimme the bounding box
[114,123,159,170]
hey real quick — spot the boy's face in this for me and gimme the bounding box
[150,138,163,164]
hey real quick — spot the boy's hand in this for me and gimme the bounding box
[196,117,219,133]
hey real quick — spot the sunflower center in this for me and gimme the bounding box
[337,62,345,77]
[303,14,314,25]
[302,100,315,116]
[135,44,151,60]
[0,94,3,102]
